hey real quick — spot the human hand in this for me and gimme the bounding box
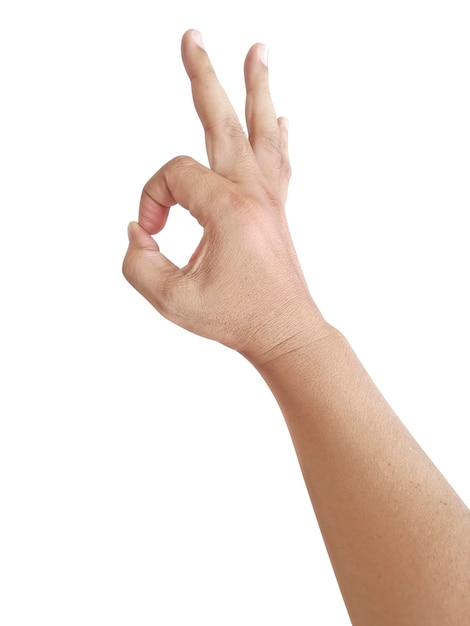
[123,30,328,365]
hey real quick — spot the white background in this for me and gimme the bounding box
[1,1,469,624]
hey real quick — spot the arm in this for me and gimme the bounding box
[123,30,470,625]
[253,330,470,625]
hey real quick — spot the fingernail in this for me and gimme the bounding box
[259,44,268,67]
[127,221,137,242]
[191,30,204,49]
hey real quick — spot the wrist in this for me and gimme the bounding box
[239,299,339,370]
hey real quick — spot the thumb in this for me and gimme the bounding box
[122,221,180,311]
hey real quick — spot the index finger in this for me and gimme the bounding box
[138,156,234,234]
[181,30,256,179]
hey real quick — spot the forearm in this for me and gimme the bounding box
[250,323,470,626]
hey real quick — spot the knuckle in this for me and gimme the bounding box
[225,187,256,215]
[164,155,199,183]
[169,155,209,193]
[249,129,280,154]
[122,249,137,284]
[206,115,245,140]
[283,159,292,181]
[169,155,197,169]
[262,130,281,154]
[158,274,194,322]
[141,155,198,198]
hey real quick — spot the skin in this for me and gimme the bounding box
[123,30,470,625]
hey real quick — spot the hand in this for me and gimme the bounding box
[123,30,327,365]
